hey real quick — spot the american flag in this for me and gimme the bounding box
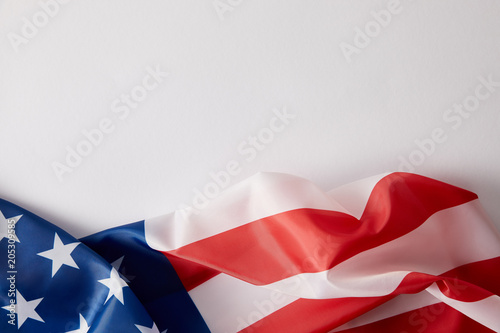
[1,172,500,332]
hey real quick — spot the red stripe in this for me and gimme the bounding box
[395,272,493,303]
[240,256,500,332]
[394,257,500,303]
[439,256,500,297]
[163,173,478,288]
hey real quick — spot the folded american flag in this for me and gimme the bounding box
[1,172,500,332]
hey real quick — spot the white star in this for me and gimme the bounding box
[37,233,80,277]
[65,314,90,333]
[98,267,128,305]
[0,209,22,242]
[111,256,135,283]
[1,290,44,329]
[135,322,166,333]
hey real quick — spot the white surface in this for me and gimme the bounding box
[0,0,499,238]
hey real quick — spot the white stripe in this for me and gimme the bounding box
[144,172,351,251]
[188,273,298,333]
[327,173,390,220]
[331,291,442,332]
[426,284,500,331]
[263,200,500,299]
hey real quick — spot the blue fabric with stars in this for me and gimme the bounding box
[0,198,210,332]
[80,222,211,333]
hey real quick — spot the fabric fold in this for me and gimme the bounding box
[1,172,499,332]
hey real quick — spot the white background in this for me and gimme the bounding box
[0,0,499,238]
